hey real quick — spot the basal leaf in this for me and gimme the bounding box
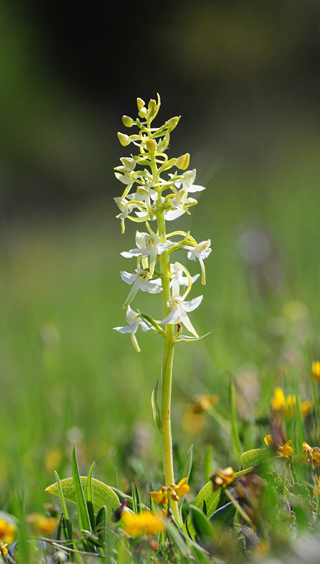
[72,447,92,535]
[46,477,120,523]
[210,501,236,528]
[194,481,221,517]
[189,505,215,544]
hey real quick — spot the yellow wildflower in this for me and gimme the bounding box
[122,510,165,538]
[150,478,190,505]
[0,543,8,556]
[26,514,58,536]
[313,476,320,497]
[173,477,190,497]
[0,520,15,543]
[183,394,219,435]
[188,394,219,414]
[271,387,286,411]
[270,387,312,418]
[264,435,292,457]
[210,467,235,491]
[302,442,320,467]
[311,361,320,381]
[150,487,168,505]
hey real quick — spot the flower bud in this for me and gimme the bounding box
[120,157,136,170]
[166,116,180,132]
[145,139,157,153]
[176,153,190,170]
[148,99,157,118]
[122,115,134,127]
[137,98,145,111]
[138,107,148,119]
[117,132,130,146]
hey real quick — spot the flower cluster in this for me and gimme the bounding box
[270,387,312,419]
[114,95,211,351]
[264,434,293,457]
[0,519,15,544]
[210,467,235,491]
[150,478,190,505]
[121,510,165,538]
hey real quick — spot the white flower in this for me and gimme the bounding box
[160,295,203,337]
[121,268,162,308]
[114,197,137,233]
[128,186,157,219]
[170,263,200,297]
[164,170,205,221]
[121,231,173,276]
[114,306,149,352]
[186,240,212,285]
[164,189,196,221]
[174,169,206,193]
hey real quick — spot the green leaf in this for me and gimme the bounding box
[54,471,72,540]
[176,332,211,343]
[72,447,92,534]
[151,380,162,433]
[240,448,277,469]
[177,445,193,486]
[131,483,141,514]
[95,506,107,544]
[86,461,96,531]
[210,501,236,528]
[229,376,243,460]
[189,505,215,544]
[165,519,189,558]
[46,477,120,523]
[194,481,221,517]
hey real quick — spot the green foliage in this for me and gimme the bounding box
[46,475,120,520]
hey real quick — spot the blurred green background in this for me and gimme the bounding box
[1,0,320,513]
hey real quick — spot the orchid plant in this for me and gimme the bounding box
[114,95,211,523]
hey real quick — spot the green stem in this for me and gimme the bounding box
[149,134,179,523]
[158,213,179,523]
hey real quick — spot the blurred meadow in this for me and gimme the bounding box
[1,0,320,520]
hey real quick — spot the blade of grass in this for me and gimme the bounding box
[230,375,243,460]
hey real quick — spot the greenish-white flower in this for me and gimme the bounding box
[170,263,199,297]
[121,231,174,276]
[114,306,149,352]
[121,269,162,308]
[186,240,212,284]
[160,295,203,337]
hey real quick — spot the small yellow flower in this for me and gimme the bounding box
[0,542,8,556]
[172,478,190,497]
[210,467,235,491]
[122,510,165,538]
[26,514,58,536]
[302,442,320,467]
[264,435,293,457]
[188,394,219,414]
[300,400,313,418]
[150,478,190,505]
[0,520,15,543]
[313,476,320,497]
[311,361,320,381]
[270,387,312,419]
[271,387,286,412]
[149,487,168,506]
